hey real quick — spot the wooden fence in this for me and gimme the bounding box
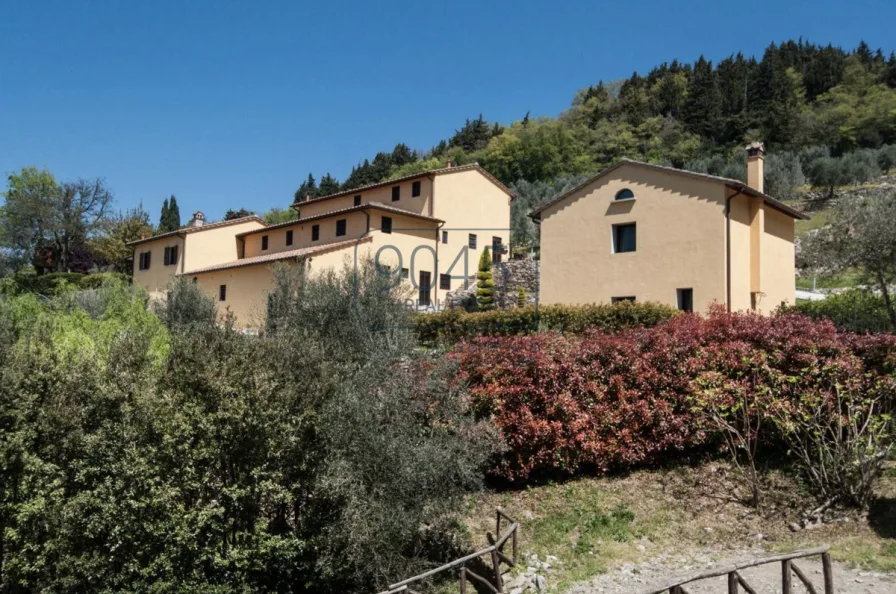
[642,546,834,594]
[378,509,518,594]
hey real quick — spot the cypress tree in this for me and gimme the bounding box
[475,248,495,311]
[167,195,181,230]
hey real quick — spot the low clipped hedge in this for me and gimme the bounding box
[412,302,680,345]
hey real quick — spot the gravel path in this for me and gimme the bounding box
[566,548,895,594]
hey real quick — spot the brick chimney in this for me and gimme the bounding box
[189,211,205,228]
[746,142,765,193]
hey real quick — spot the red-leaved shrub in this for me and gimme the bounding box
[453,308,896,482]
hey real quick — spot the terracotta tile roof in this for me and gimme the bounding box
[180,237,373,276]
[126,215,266,246]
[235,202,443,238]
[529,159,809,220]
[290,162,515,209]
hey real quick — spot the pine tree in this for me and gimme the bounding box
[318,173,340,196]
[390,143,415,167]
[294,173,318,202]
[475,248,495,311]
[682,56,722,141]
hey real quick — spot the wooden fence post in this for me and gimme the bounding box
[728,571,739,594]
[460,566,466,594]
[491,548,503,593]
[782,560,792,594]
[821,552,834,594]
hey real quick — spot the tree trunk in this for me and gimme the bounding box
[876,271,896,329]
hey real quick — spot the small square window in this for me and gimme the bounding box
[468,233,477,249]
[381,216,392,234]
[219,285,227,302]
[611,296,635,304]
[401,268,409,279]
[261,235,269,250]
[163,245,178,266]
[613,223,636,253]
[336,219,346,236]
[412,181,421,197]
[677,288,693,313]
[391,186,400,201]
[439,273,451,290]
[286,230,293,246]
[312,224,320,241]
[139,251,151,270]
[354,195,361,206]
[442,230,448,244]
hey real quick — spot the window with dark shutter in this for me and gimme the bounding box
[391,186,400,201]
[442,230,448,244]
[492,236,503,263]
[336,219,346,236]
[381,216,392,234]
[439,273,451,290]
[164,246,170,266]
[219,285,227,302]
[613,223,636,253]
[139,251,151,270]
[468,234,477,249]
[171,245,178,265]
[286,230,293,246]
[261,235,269,250]
[312,224,320,241]
[412,181,421,197]
[677,288,693,313]
[354,195,362,206]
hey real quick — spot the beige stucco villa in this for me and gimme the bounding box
[530,143,808,313]
[130,163,513,327]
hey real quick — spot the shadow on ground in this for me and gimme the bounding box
[868,497,896,539]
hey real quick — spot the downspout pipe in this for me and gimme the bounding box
[725,189,745,313]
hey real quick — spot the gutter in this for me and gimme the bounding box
[725,189,745,312]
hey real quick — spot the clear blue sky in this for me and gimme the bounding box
[2,0,894,222]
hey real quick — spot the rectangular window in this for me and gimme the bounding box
[354,195,361,206]
[439,273,451,290]
[613,223,636,253]
[391,186,400,201]
[412,181,421,197]
[219,285,227,302]
[261,235,269,250]
[442,230,448,244]
[677,288,693,313]
[381,216,392,234]
[312,224,320,241]
[492,236,503,263]
[468,233,477,249]
[163,245,178,266]
[611,296,636,304]
[336,219,346,236]
[401,267,409,280]
[286,230,293,246]
[419,271,431,306]
[138,251,151,270]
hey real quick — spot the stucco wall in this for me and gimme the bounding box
[432,168,512,300]
[758,205,796,312]
[182,220,266,273]
[131,235,185,296]
[727,192,753,312]
[296,176,433,219]
[191,262,283,329]
[243,211,369,258]
[539,164,728,312]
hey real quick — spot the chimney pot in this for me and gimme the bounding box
[446,160,452,168]
[746,142,765,194]
[190,211,205,227]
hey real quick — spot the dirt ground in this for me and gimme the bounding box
[567,549,895,593]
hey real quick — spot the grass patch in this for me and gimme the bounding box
[795,271,863,290]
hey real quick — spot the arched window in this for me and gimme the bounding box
[615,188,635,200]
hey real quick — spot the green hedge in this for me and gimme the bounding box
[786,289,894,334]
[0,271,131,296]
[412,302,680,345]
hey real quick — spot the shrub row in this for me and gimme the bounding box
[413,302,680,344]
[786,289,895,334]
[453,308,896,482]
[0,271,131,296]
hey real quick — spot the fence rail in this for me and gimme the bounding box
[379,509,518,594]
[641,546,833,594]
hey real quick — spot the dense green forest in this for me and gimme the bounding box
[291,40,896,215]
